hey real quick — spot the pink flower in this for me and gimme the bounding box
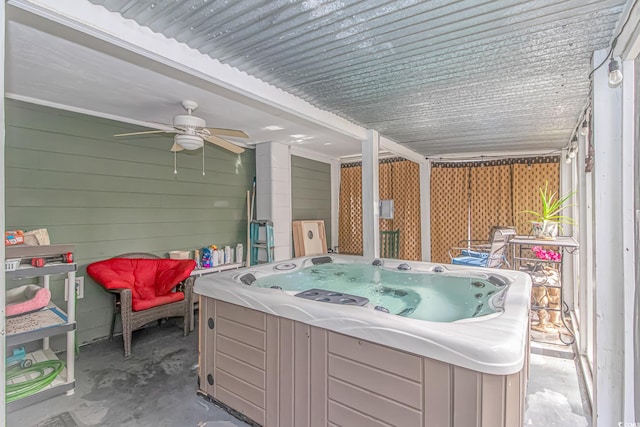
[531,246,561,262]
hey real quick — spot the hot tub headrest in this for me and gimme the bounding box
[488,275,508,287]
[311,256,333,265]
[240,273,256,286]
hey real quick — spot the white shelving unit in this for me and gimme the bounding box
[5,245,76,411]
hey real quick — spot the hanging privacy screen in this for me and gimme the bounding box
[430,157,560,263]
[339,158,421,260]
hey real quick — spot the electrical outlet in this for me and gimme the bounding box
[64,276,84,301]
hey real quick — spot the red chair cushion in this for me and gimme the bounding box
[132,292,184,312]
[87,258,195,311]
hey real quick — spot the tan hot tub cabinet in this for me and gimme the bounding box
[197,297,529,427]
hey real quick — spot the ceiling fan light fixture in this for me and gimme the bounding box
[174,114,206,128]
[175,134,204,150]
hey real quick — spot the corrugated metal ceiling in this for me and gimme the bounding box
[88,0,628,156]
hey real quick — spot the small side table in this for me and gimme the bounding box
[510,236,579,345]
[189,263,244,331]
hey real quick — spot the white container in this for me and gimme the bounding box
[5,258,21,271]
[168,251,190,260]
[236,244,243,264]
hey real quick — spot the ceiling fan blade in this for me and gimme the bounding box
[206,128,249,139]
[114,130,168,137]
[204,134,245,154]
[170,142,185,152]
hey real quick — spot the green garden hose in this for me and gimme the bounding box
[6,360,65,402]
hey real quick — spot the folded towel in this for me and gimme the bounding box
[461,250,489,258]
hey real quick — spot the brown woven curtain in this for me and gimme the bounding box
[380,159,421,260]
[430,157,560,263]
[470,164,513,240]
[338,164,363,255]
[430,165,470,263]
[339,159,421,259]
[513,161,560,235]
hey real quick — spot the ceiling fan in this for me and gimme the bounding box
[114,100,248,154]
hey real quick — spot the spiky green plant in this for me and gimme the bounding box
[522,181,576,226]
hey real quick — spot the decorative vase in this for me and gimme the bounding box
[531,220,559,240]
[547,288,562,326]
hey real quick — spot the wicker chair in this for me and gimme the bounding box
[88,252,195,357]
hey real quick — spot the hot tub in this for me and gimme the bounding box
[195,255,531,427]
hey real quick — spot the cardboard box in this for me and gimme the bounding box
[168,250,191,260]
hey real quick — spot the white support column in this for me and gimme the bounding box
[631,56,640,421]
[621,58,637,423]
[570,149,580,311]
[560,154,575,309]
[330,159,340,251]
[592,48,625,425]
[362,129,380,258]
[0,0,6,422]
[584,152,596,376]
[420,161,431,261]
[633,52,640,425]
[255,142,292,261]
[576,128,595,400]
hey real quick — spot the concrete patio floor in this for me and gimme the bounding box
[525,339,592,427]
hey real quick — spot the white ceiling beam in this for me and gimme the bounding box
[379,137,427,165]
[5,93,175,132]
[425,148,562,160]
[7,0,367,142]
[290,145,339,164]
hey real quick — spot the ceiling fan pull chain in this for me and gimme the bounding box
[174,151,178,175]
[202,146,206,176]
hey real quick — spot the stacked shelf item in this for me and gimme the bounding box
[5,244,77,411]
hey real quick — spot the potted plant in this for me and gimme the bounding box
[523,181,576,239]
